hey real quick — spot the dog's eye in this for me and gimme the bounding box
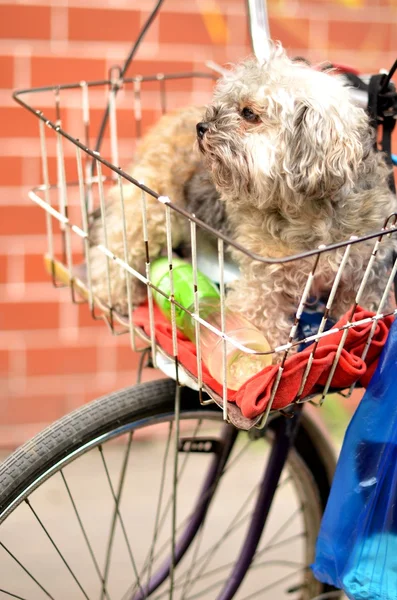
[241,107,258,122]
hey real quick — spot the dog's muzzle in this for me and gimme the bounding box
[196,122,210,140]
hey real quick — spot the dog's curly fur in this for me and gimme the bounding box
[89,43,396,350]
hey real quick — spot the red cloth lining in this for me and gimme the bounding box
[133,305,393,419]
[332,63,361,76]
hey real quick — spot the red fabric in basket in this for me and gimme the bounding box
[133,305,393,419]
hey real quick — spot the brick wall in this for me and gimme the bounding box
[0,0,395,448]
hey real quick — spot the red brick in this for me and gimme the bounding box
[76,303,145,333]
[77,303,105,328]
[116,345,140,371]
[0,422,55,448]
[31,56,108,87]
[0,56,13,89]
[0,156,23,186]
[66,390,97,411]
[46,156,79,186]
[152,73,195,93]
[0,255,8,285]
[333,51,394,77]
[124,60,195,78]
[0,206,47,235]
[2,394,67,425]
[329,21,392,53]
[24,253,48,283]
[125,61,196,93]
[26,345,97,376]
[159,13,213,45]
[0,301,59,330]
[64,107,158,142]
[24,252,85,284]
[269,17,310,50]
[0,107,42,138]
[363,56,394,76]
[226,14,250,48]
[68,7,140,42]
[31,58,196,88]
[210,46,229,67]
[0,350,9,374]
[0,5,51,40]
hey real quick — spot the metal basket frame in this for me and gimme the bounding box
[13,68,397,430]
[12,0,397,429]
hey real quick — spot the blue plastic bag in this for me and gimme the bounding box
[313,318,397,600]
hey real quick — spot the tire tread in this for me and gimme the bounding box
[0,379,183,516]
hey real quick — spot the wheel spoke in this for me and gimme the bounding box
[153,551,236,600]
[164,468,295,598]
[190,475,294,587]
[256,504,303,556]
[98,440,145,598]
[185,562,305,600]
[180,522,205,600]
[0,541,55,599]
[144,421,174,597]
[169,384,181,600]
[238,567,308,600]
[153,417,203,547]
[183,562,305,600]
[0,589,29,600]
[166,519,305,598]
[152,488,259,600]
[177,479,262,592]
[255,532,305,558]
[311,592,343,600]
[24,498,90,599]
[140,419,249,584]
[126,418,204,599]
[136,431,254,598]
[221,438,252,472]
[100,432,133,600]
[183,575,227,600]
[250,559,306,571]
[60,470,112,600]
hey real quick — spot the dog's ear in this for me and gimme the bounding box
[283,97,366,199]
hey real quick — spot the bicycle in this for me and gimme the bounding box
[1,1,396,598]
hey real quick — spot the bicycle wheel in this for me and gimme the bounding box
[0,378,337,600]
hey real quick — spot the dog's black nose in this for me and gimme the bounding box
[196,122,209,139]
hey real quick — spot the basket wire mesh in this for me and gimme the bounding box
[13,68,397,430]
[15,69,397,432]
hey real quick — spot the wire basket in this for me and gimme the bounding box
[13,68,397,430]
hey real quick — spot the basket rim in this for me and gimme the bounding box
[13,71,397,266]
[12,70,217,96]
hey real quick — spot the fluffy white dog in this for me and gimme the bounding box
[89,43,397,350]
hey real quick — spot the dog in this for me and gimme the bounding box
[88,43,396,351]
